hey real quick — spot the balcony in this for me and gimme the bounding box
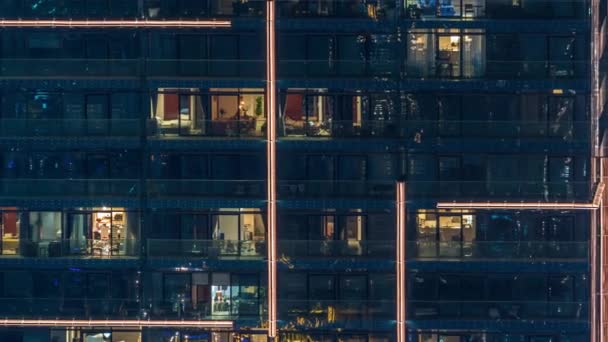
[148,118,266,138]
[147,180,265,199]
[0,119,141,138]
[279,120,588,142]
[0,179,139,199]
[0,298,140,319]
[408,300,587,321]
[278,300,394,330]
[408,241,587,260]
[147,239,265,259]
[279,60,586,80]
[0,59,265,79]
[405,60,586,80]
[277,180,593,202]
[409,181,592,202]
[144,299,262,322]
[278,181,394,199]
[277,0,396,19]
[277,240,394,259]
[2,239,138,259]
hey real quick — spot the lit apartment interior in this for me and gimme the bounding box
[152,88,265,136]
[0,208,134,257]
[408,29,485,78]
[282,89,364,136]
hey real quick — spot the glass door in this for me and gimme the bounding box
[85,36,109,76]
[66,212,92,256]
[437,96,461,137]
[92,211,112,256]
[438,214,462,257]
[309,215,335,256]
[180,213,210,256]
[436,35,461,77]
[86,154,111,195]
[339,215,366,256]
[416,211,438,257]
[211,214,239,256]
[86,94,110,135]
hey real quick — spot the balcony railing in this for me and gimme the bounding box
[147,239,266,258]
[277,1,396,19]
[279,300,394,328]
[408,241,587,260]
[278,240,394,258]
[408,300,587,320]
[278,180,394,199]
[0,119,586,141]
[278,60,587,79]
[0,59,265,78]
[408,180,592,201]
[280,120,588,141]
[0,119,141,138]
[0,298,140,319]
[0,297,263,321]
[148,118,267,138]
[147,180,265,198]
[3,239,138,258]
[0,179,139,198]
[278,180,593,201]
[275,240,586,260]
[144,299,262,320]
[0,179,591,202]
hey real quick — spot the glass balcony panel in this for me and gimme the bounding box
[277,300,394,330]
[147,239,266,258]
[407,301,587,320]
[277,240,394,258]
[146,180,265,198]
[407,241,587,260]
[0,180,139,198]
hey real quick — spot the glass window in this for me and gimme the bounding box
[337,35,366,76]
[164,273,191,303]
[340,275,366,300]
[369,274,394,301]
[33,272,61,297]
[4,271,32,297]
[180,154,208,178]
[438,274,460,300]
[308,36,333,76]
[547,96,574,138]
[232,274,258,316]
[487,275,513,300]
[209,35,237,76]
[211,272,231,316]
[513,275,546,301]
[549,36,576,78]
[279,273,306,299]
[409,273,437,300]
[309,275,335,300]
[548,276,573,301]
[307,155,334,180]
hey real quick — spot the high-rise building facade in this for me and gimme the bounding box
[0,0,605,341]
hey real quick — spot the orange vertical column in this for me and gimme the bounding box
[266,0,278,339]
[396,181,407,342]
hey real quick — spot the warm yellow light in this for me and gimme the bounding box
[0,319,233,328]
[396,181,407,342]
[265,0,277,338]
[437,182,604,210]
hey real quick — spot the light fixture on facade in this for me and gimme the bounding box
[0,19,231,28]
